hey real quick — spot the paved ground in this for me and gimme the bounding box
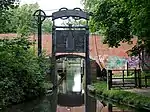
[125,87,150,97]
[112,79,150,97]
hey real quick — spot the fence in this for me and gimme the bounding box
[107,69,150,90]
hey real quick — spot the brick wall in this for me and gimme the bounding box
[0,33,137,69]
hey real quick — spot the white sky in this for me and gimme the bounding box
[20,0,84,25]
[20,0,83,14]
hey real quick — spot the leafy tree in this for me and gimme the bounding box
[42,18,52,33]
[62,19,86,26]
[0,37,50,108]
[0,1,52,109]
[0,3,53,35]
[83,0,150,55]
[0,0,16,10]
[0,0,17,33]
[8,3,40,36]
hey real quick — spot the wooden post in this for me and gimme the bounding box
[127,62,129,76]
[145,76,147,88]
[110,70,112,89]
[141,50,144,70]
[134,68,137,87]
[122,70,125,87]
[108,103,113,112]
[138,69,141,88]
[107,70,110,90]
[107,70,112,90]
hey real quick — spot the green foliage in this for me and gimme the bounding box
[92,82,150,109]
[1,3,40,35]
[0,0,17,33]
[83,0,150,54]
[0,0,16,10]
[0,3,53,35]
[0,37,49,108]
[62,19,86,26]
[0,3,38,34]
[42,18,52,33]
[14,4,39,36]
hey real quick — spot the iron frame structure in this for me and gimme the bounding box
[33,7,91,112]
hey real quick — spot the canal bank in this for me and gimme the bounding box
[2,57,150,112]
[89,81,150,111]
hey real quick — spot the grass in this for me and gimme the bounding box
[91,81,150,110]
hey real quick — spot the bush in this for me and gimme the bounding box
[0,37,50,108]
[92,81,150,110]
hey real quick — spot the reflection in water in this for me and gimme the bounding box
[2,93,57,112]
[95,99,150,112]
[57,105,85,112]
[57,60,84,107]
[59,61,82,93]
[2,58,149,112]
[73,72,81,92]
[3,94,148,112]
[57,98,148,112]
[72,67,82,92]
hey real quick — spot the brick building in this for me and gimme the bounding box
[0,33,137,69]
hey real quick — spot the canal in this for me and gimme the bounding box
[2,58,149,112]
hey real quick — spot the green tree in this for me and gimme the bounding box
[0,0,16,10]
[0,3,53,35]
[0,0,17,33]
[42,18,52,33]
[10,3,40,36]
[83,0,150,55]
[0,1,52,109]
[62,19,86,26]
[0,37,50,108]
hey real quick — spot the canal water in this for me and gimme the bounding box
[2,58,149,112]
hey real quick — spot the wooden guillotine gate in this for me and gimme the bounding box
[33,7,92,112]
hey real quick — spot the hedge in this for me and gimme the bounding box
[91,81,150,110]
[0,37,50,109]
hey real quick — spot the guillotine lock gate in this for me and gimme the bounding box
[34,7,92,112]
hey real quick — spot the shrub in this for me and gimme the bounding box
[0,37,50,108]
[92,81,150,110]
